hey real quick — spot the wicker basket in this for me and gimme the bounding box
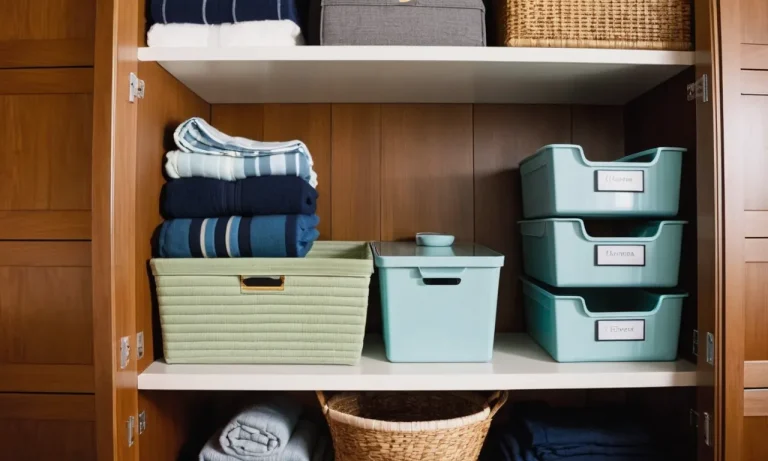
[317,390,508,461]
[497,0,692,50]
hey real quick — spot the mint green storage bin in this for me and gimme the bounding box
[520,144,685,218]
[150,242,373,365]
[520,218,686,287]
[372,242,504,363]
[522,278,686,363]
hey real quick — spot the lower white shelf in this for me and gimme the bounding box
[137,334,697,391]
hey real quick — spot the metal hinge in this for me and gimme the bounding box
[687,74,709,103]
[120,336,130,369]
[129,73,145,103]
[706,332,715,366]
[704,412,712,447]
[692,329,699,357]
[138,411,147,435]
[127,415,135,447]
[137,331,145,360]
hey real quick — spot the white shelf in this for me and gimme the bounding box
[138,334,697,391]
[138,46,694,105]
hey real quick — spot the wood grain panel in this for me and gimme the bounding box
[0,0,95,68]
[742,96,768,210]
[0,393,95,421]
[571,106,624,160]
[746,239,768,262]
[746,211,768,237]
[0,364,93,393]
[745,390,768,417]
[0,94,92,213]
[743,44,768,70]
[745,263,768,361]
[0,420,95,461]
[0,211,90,239]
[139,392,203,461]
[0,69,93,94]
[331,104,381,241]
[381,104,474,241]
[0,241,90,266]
[0,265,92,365]
[745,417,768,461]
[742,71,768,95]
[211,105,264,140]
[263,104,332,238]
[136,62,210,373]
[473,105,571,332]
[741,0,768,44]
[745,361,768,388]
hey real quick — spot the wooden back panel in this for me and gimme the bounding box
[0,0,95,67]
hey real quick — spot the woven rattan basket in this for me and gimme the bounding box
[317,390,508,461]
[497,0,692,50]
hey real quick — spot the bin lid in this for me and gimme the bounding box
[371,242,504,268]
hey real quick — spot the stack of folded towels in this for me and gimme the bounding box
[481,402,681,461]
[201,396,333,461]
[157,117,320,258]
[147,0,304,47]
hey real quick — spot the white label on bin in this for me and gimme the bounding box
[595,245,645,266]
[595,170,644,192]
[596,320,646,341]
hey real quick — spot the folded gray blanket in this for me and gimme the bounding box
[219,398,302,459]
[201,420,320,461]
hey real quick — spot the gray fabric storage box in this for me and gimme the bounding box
[319,0,486,46]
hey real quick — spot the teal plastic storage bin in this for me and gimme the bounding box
[520,145,685,218]
[372,242,505,363]
[520,218,686,287]
[522,278,686,362]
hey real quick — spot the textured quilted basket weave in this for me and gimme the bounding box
[150,242,373,365]
[497,0,692,50]
[318,391,508,461]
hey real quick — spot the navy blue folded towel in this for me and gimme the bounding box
[161,176,318,219]
[151,0,300,25]
[157,215,319,258]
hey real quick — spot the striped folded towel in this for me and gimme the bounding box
[165,151,317,187]
[172,117,318,187]
[156,215,320,258]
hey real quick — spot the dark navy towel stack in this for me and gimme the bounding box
[481,403,683,461]
[150,0,301,26]
[155,119,320,259]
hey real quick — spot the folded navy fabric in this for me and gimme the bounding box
[152,0,300,25]
[157,215,319,258]
[161,176,318,219]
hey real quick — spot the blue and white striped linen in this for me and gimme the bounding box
[170,117,318,187]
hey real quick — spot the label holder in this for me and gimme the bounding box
[594,245,646,267]
[595,319,646,342]
[594,170,645,193]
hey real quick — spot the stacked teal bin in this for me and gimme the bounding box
[519,144,688,363]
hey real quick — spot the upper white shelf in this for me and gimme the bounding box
[137,334,697,391]
[137,46,695,105]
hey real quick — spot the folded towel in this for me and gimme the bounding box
[147,21,304,47]
[518,403,656,448]
[201,420,319,461]
[161,176,318,219]
[535,444,661,458]
[152,0,300,25]
[165,151,318,187]
[156,215,320,258]
[219,397,302,460]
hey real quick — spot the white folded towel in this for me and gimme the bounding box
[147,20,304,47]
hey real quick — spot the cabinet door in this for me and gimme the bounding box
[0,0,95,68]
[720,0,768,459]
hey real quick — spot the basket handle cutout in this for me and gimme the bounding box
[422,278,461,286]
[487,391,509,418]
[240,276,285,292]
